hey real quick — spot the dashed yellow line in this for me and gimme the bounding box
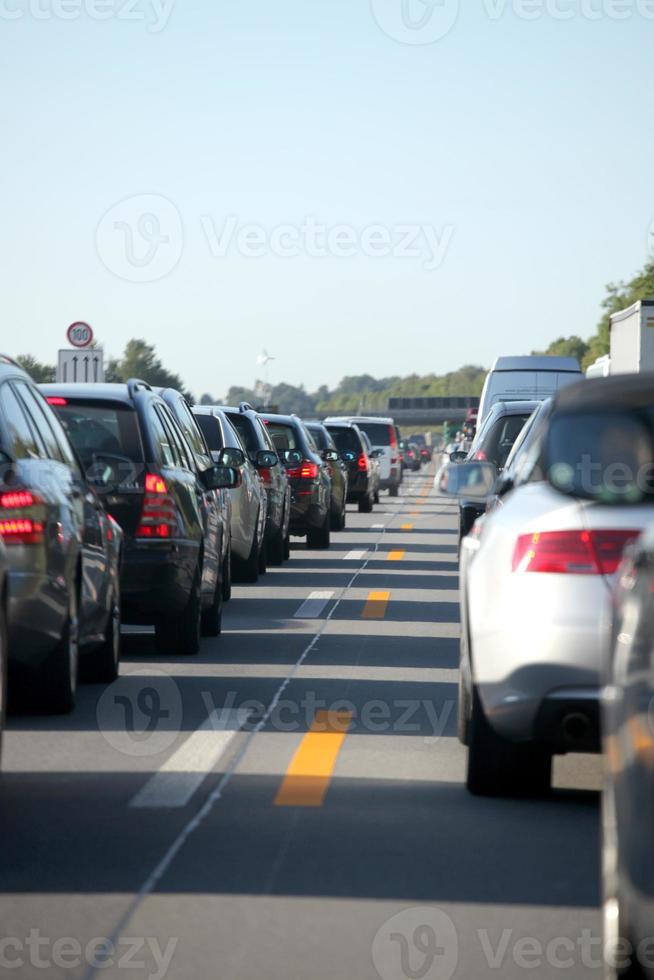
[362,590,391,619]
[400,523,413,530]
[274,710,352,807]
[387,550,405,561]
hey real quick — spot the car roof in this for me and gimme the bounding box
[554,373,654,411]
[40,382,138,404]
[259,413,300,425]
[490,356,581,372]
[486,400,541,417]
[324,415,394,424]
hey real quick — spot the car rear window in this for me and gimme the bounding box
[481,413,530,468]
[53,401,144,469]
[264,421,300,452]
[327,426,361,454]
[356,422,392,446]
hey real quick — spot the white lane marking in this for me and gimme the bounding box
[344,550,367,560]
[371,523,384,529]
[294,590,335,618]
[129,708,252,809]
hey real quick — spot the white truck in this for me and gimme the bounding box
[609,299,654,374]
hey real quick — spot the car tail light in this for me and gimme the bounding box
[258,467,272,485]
[0,490,45,544]
[512,529,641,576]
[287,461,319,479]
[136,473,177,539]
[473,449,488,461]
[46,396,68,406]
[357,453,369,473]
[389,427,397,449]
[391,456,398,464]
[407,451,415,459]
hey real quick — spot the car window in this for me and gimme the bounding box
[227,413,258,457]
[194,413,223,452]
[0,382,42,459]
[307,426,328,451]
[256,418,276,452]
[147,404,178,468]
[173,399,210,468]
[15,382,66,463]
[53,401,144,472]
[327,426,360,454]
[158,405,194,471]
[265,421,299,452]
[302,424,319,452]
[481,413,530,469]
[360,432,373,453]
[356,422,392,446]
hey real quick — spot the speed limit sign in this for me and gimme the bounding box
[67,321,94,348]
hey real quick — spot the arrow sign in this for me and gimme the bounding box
[57,348,105,384]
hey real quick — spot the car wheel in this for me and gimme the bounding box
[156,570,201,656]
[283,533,291,560]
[457,671,471,746]
[307,512,330,549]
[466,684,551,797]
[39,586,79,714]
[201,563,224,637]
[82,591,120,684]
[358,494,373,514]
[222,540,232,601]
[389,484,399,498]
[340,504,347,530]
[268,523,285,566]
[602,787,644,980]
[237,521,261,583]
[374,489,380,504]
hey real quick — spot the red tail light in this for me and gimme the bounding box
[473,449,488,461]
[357,453,369,473]
[46,396,68,406]
[389,427,397,449]
[512,529,640,576]
[0,490,45,544]
[136,473,177,539]
[287,461,319,480]
[258,467,272,485]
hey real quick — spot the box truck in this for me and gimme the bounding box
[610,299,654,374]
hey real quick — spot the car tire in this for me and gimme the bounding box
[156,570,201,656]
[238,521,261,584]
[466,684,551,797]
[374,489,380,504]
[389,484,399,498]
[358,494,373,514]
[307,513,330,549]
[283,533,291,560]
[82,591,120,684]
[268,523,285,566]
[339,504,347,530]
[457,671,471,746]
[258,535,267,575]
[222,540,232,601]
[39,587,79,714]
[201,565,223,637]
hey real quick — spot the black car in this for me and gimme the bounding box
[305,421,348,530]
[43,380,237,656]
[324,421,379,513]
[261,414,332,548]
[457,400,538,540]
[220,403,291,568]
[0,540,9,760]
[0,359,122,713]
[603,523,654,980]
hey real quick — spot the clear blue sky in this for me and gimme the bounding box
[2,0,653,397]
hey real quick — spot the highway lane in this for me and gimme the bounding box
[0,468,603,980]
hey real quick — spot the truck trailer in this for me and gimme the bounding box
[610,299,654,374]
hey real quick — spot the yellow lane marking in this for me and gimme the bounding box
[387,550,405,561]
[400,523,413,530]
[409,511,419,517]
[274,710,352,807]
[362,590,391,619]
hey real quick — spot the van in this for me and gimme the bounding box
[477,356,581,425]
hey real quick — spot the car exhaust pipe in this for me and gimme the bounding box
[562,712,591,745]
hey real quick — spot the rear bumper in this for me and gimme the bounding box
[289,491,325,534]
[121,539,200,623]
[346,473,370,500]
[380,466,401,490]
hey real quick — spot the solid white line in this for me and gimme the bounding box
[129,708,252,809]
[344,550,367,560]
[294,590,335,618]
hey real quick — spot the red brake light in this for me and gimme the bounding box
[389,427,397,449]
[473,449,488,461]
[46,396,68,406]
[0,490,45,544]
[137,473,177,539]
[512,529,640,576]
[287,461,319,479]
[357,453,368,472]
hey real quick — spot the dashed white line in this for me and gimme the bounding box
[344,550,367,560]
[129,708,252,809]
[294,590,335,618]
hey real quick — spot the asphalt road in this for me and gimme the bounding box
[0,468,604,980]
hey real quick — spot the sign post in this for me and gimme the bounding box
[56,322,105,383]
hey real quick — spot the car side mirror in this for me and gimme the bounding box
[340,451,356,462]
[450,450,468,463]
[435,461,497,500]
[216,447,246,468]
[256,450,279,468]
[282,450,303,467]
[322,449,339,462]
[370,449,384,459]
[202,465,239,491]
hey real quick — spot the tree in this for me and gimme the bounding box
[582,259,654,370]
[16,355,55,383]
[107,339,190,397]
[532,336,589,362]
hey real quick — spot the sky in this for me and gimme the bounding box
[1,0,653,398]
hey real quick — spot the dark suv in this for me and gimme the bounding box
[261,414,332,548]
[220,403,291,566]
[324,421,380,513]
[0,358,122,713]
[43,380,236,656]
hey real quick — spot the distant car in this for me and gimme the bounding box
[220,403,290,569]
[458,400,538,540]
[43,380,237,655]
[156,388,232,601]
[478,355,582,426]
[603,523,654,980]
[394,426,404,483]
[193,406,268,579]
[438,373,654,797]
[325,421,381,513]
[324,416,401,497]
[261,414,332,548]
[0,361,122,714]
[305,421,349,530]
[407,441,422,471]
